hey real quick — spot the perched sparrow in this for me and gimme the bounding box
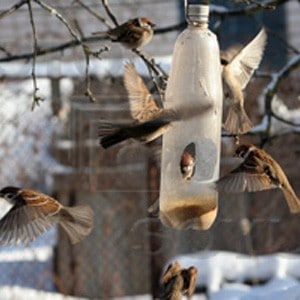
[161,262,198,300]
[180,145,196,180]
[0,186,94,246]
[99,63,212,149]
[217,144,300,213]
[221,28,267,134]
[162,261,182,284]
[160,273,185,300]
[92,17,155,49]
[181,266,198,297]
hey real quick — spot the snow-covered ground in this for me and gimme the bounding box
[168,251,300,300]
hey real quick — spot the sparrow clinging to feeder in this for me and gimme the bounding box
[221,28,267,135]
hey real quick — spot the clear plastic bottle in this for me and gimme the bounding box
[159,4,223,230]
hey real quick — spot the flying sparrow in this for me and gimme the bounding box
[92,17,155,49]
[0,186,94,246]
[180,147,196,180]
[221,28,267,134]
[99,63,212,149]
[217,144,300,213]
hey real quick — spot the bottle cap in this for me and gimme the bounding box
[187,4,209,24]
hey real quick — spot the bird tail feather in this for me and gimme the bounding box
[59,205,94,244]
[224,104,253,134]
[98,122,131,149]
[282,186,300,213]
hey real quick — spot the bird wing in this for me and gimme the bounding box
[0,190,60,246]
[227,28,267,89]
[124,62,161,122]
[217,156,277,193]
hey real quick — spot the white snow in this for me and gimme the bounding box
[0,286,89,300]
[0,78,73,192]
[167,251,300,299]
[0,246,53,262]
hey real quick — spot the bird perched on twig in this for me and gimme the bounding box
[92,17,155,49]
[221,28,267,135]
[99,63,211,149]
[217,144,300,213]
[0,186,94,246]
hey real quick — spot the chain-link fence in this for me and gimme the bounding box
[0,64,299,299]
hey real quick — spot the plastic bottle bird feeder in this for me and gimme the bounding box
[159,4,223,230]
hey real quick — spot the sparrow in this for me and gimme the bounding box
[181,266,198,298]
[162,261,182,284]
[0,186,94,246]
[99,110,177,149]
[180,145,196,180]
[161,261,198,300]
[99,63,212,149]
[217,144,300,213]
[221,28,267,134]
[92,17,155,49]
[160,273,185,300]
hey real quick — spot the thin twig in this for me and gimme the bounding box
[27,0,44,109]
[0,0,27,20]
[33,0,82,44]
[101,0,119,27]
[73,18,97,102]
[0,46,12,57]
[238,0,276,9]
[73,0,112,29]
[132,48,168,105]
[261,54,300,144]
[271,111,300,127]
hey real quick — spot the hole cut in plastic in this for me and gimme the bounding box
[180,142,196,180]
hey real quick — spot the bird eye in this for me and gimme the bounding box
[5,193,14,200]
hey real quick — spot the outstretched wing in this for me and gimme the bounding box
[0,189,60,246]
[217,155,276,193]
[227,28,267,89]
[124,62,162,122]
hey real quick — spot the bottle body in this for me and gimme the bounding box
[159,22,223,230]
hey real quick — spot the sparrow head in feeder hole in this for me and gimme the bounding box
[180,143,196,180]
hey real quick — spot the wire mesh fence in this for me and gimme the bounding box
[0,71,299,299]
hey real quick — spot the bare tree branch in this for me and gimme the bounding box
[27,0,44,109]
[261,54,300,143]
[33,0,82,44]
[73,0,112,29]
[101,0,119,27]
[0,0,27,20]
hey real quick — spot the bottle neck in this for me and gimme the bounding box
[186,4,209,28]
[188,21,208,29]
